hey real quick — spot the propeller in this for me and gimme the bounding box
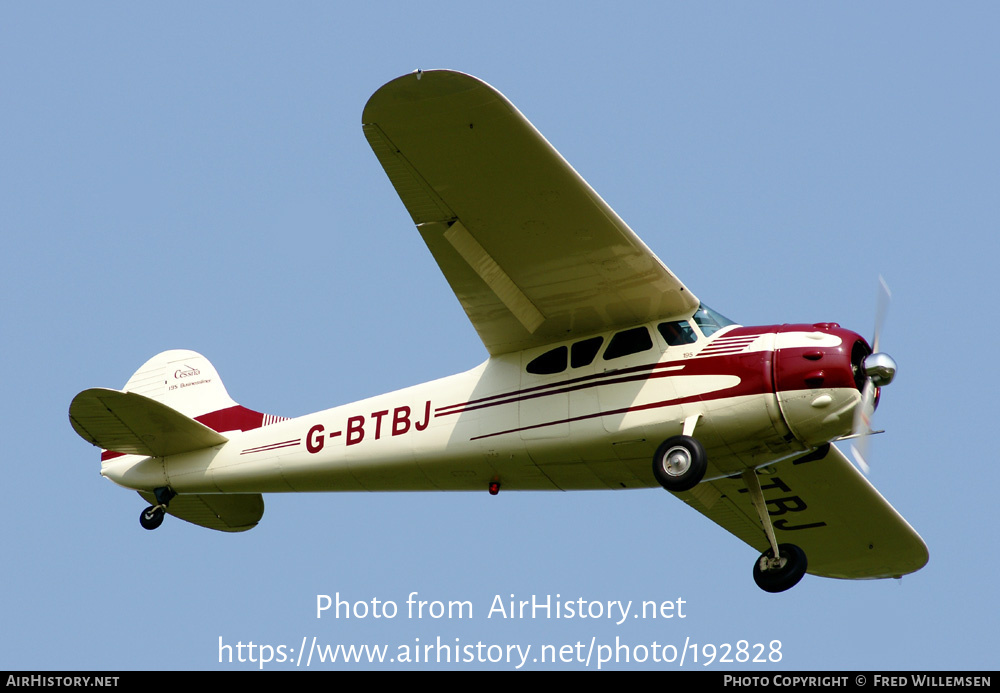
[849,276,897,474]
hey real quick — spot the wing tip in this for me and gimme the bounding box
[363,69,498,124]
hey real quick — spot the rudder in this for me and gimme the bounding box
[120,349,283,434]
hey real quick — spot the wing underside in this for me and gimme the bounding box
[363,70,699,355]
[678,445,928,579]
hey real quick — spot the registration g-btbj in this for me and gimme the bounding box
[70,70,927,593]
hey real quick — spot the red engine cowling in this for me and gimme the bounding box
[772,323,870,447]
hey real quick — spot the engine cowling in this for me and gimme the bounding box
[772,323,870,448]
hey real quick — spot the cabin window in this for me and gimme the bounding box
[571,336,603,368]
[603,327,653,361]
[526,346,567,375]
[658,320,697,346]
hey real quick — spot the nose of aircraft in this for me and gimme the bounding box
[849,347,898,474]
[770,323,871,447]
[861,351,897,387]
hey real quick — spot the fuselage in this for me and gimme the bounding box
[101,318,869,496]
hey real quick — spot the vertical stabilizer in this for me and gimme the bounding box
[120,349,285,435]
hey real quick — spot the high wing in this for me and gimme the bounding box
[363,70,699,355]
[677,444,929,579]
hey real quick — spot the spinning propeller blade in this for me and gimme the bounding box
[849,277,896,474]
[872,275,891,354]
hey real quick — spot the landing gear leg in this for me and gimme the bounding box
[742,469,807,593]
[139,487,176,531]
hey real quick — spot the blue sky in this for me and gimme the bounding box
[2,2,996,670]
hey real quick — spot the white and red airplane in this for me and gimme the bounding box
[69,70,927,593]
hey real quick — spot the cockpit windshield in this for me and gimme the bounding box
[693,304,737,337]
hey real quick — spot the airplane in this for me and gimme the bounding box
[69,69,928,593]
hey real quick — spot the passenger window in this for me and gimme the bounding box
[571,337,603,368]
[603,327,653,361]
[658,320,697,346]
[526,346,567,375]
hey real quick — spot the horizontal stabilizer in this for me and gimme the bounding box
[138,492,263,532]
[69,388,228,458]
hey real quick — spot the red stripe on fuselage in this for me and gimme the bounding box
[435,331,768,417]
[195,405,266,433]
[432,360,686,416]
[435,362,689,417]
[461,322,862,440]
[469,350,775,440]
[99,404,274,461]
[438,348,769,420]
[240,439,302,455]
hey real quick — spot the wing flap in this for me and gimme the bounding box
[443,220,546,333]
[364,70,699,354]
[69,388,229,458]
[138,492,263,532]
[678,445,928,579]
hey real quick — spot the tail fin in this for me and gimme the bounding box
[70,350,287,460]
[119,349,285,434]
[69,350,278,533]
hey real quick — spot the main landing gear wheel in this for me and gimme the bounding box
[652,435,707,492]
[139,505,165,531]
[752,543,807,593]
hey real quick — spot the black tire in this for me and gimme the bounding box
[651,435,707,492]
[752,543,808,593]
[139,505,164,531]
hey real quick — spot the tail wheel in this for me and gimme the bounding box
[752,543,808,593]
[652,435,707,492]
[139,505,165,531]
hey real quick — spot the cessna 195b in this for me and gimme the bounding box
[70,70,928,593]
